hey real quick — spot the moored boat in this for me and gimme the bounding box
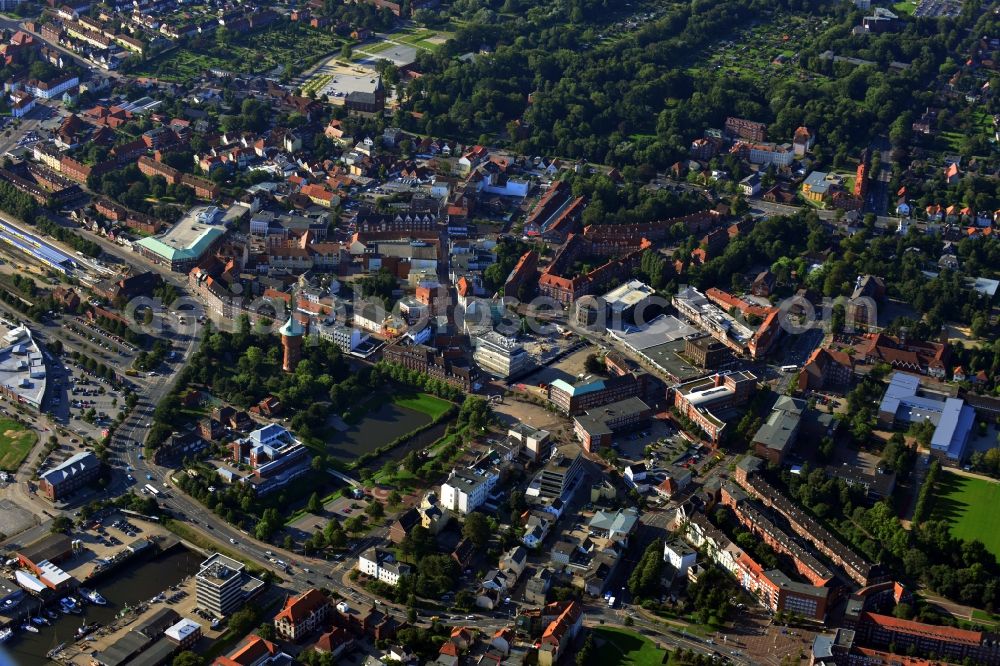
[81,589,107,606]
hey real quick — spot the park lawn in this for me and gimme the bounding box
[416,38,448,51]
[0,418,37,471]
[893,0,917,14]
[593,627,668,666]
[358,39,395,55]
[971,609,1000,625]
[931,471,1000,558]
[393,393,453,420]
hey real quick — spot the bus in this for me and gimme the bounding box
[780,365,798,373]
[144,484,160,497]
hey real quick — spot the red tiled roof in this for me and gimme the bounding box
[274,588,327,624]
[862,611,983,645]
[212,635,277,666]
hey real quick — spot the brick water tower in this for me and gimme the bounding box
[279,314,304,372]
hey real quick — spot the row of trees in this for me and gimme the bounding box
[778,465,1000,610]
[373,361,467,403]
[628,538,665,600]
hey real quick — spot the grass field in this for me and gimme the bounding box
[395,27,452,51]
[0,418,36,471]
[931,471,1000,557]
[593,627,668,666]
[393,393,453,419]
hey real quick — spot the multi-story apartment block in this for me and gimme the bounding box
[663,537,698,577]
[526,445,584,500]
[721,483,834,586]
[734,457,875,586]
[681,509,828,622]
[724,117,767,142]
[357,548,412,586]
[440,466,499,514]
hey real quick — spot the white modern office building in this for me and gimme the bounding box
[472,331,533,378]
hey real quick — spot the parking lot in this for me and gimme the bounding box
[913,0,962,17]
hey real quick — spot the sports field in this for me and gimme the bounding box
[593,627,668,666]
[0,418,37,471]
[930,471,1000,557]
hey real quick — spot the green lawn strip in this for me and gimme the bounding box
[358,39,394,55]
[592,627,669,666]
[427,432,459,456]
[971,609,1000,625]
[930,471,1000,558]
[162,519,267,576]
[415,39,446,51]
[392,393,453,419]
[0,418,37,471]
[892,0,916,14]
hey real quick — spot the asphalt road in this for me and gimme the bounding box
[749,199,904,231]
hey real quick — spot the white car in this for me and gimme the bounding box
[229,538,237,544]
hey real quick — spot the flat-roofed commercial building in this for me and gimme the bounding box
[195,553,264,616]
[878,372,976,463]
[548,371,647,416]
[573,397,652,451]
[135,207,226,272]
[673,371,756,442]
[472,331,534,378]
[601,279,656,327]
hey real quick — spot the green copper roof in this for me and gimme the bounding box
[279,316,303,337]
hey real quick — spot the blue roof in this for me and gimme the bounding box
[550,377,606,397]
[939,404,976,461]
[882,372,975,461]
